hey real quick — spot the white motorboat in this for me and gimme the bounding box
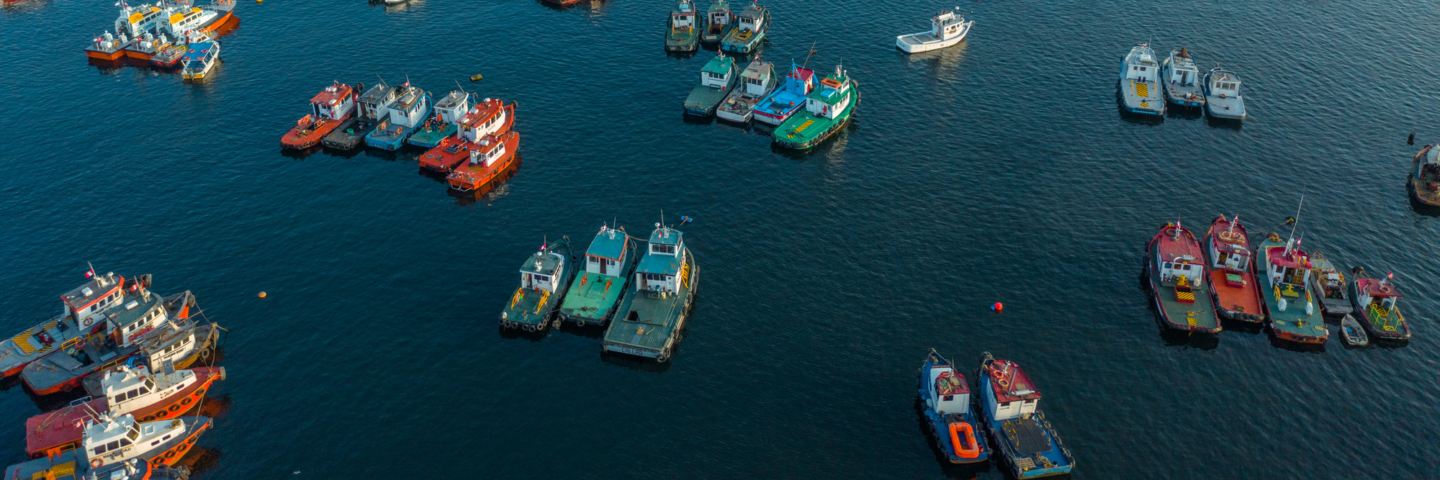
[1118,43,1165,115]
[895,7,973,54]
[1204,66,1246,120]
[1161,48,1204,109]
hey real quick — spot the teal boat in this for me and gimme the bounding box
[720,1,769,54]
[558,224,639,327]
[602,220,699,362]
[406,89,470,148]
[774,65,858,150]
[683,53,738,116]
[664,0,700,52]
[700,0,733,45]
[500,239,578,333]
[1256,232,1329,345]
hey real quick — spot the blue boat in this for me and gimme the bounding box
[752,62,815,126]
[719,1,769,54]
[975,352,1075,478]
[364,82,432,151]
[918,349,991,464]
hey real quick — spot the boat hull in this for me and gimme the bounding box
[918,354,990,464]
[1146,225,1222,333]
[25,366,225,458]
[602,256,698,362]
[282,113,352,150]
[896,23,970,54]
[447,132,520,192]
[322,119,375,150]
[406,123,458,148]
[1411,146,1440,206]
[683,78,736,117]
[1254,236,1328,344]
[1202,219,1265,323]
[0,316,93,379]
[975,356,1075,478]
[500,239,578,332]
[773,88,859,150]
[1347,274,1412,342]
[85,48,126,61]
[365,124,419,150]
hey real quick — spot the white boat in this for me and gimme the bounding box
[896,7,973,54]
[716,59,778,123]
[179,40,219,82]
[1161,48,1204,109]
[1118,43,1165,115]
[1204,66,1246,120]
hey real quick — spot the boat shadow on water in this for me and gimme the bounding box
[1264,331,1327,353]
[910,397,993,479]
[173,446,223,477]
[448,157,521,207]
[1205,115,1243,131]
[769,119,858,162]
[555,321,606,339]
[279,145,324,160]
[600,349,676,373]
[1165,105,1204,120]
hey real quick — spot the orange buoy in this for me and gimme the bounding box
[949,422,981,459]
[258,291,267,298]
[992,302,1003,312]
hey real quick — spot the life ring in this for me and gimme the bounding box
[91,459,103,468]
[949,422,981,459]
[181,397,192,406]
[576,319,586,327]
[195,388,206,396]
[169,404,181,412]
[83,318,93,327]
[997,377,1010,389]
[199,347,212,359]
[156,410,168,418]
[164,450,176,459]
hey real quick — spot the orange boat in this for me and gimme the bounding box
[417,99,514,173]
[1203,215,1265,323]
[282,82,356,150]
[85,32,130,61]
[447,131,520,191]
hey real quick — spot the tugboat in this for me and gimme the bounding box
[664,0,700,53]
[406,88,471,149]
[1307,252,1352,317]
[895,7,973,54]
[1256,219,1328,344]
[753,63,815,126]
[324,81,392,151]
[3,414,211,476]
[1339,314,1368,347]
[683,51,738,116]
[719,0,768,54]
[1160,48,1205,109]
[773,64,858,150]
[85,31,131,61]
[500,238,578,333]
[1146,221,1221,333]
[918,349,989,464]
[418,98,515,173]
[446,131,520,192]
[715,58,777,123]
[365,81,432,151]
[179,41,220,82]
[1410,145,1440,207]
[602,219,699,363]
[1118,43,1165,116]
[1203,66,1246,120]
[1348,268,1412,342]
[1202,215,1264,323]
[558,224,639,327]
[0,271,128,379]
[700,0,733,45]
[281,82,356,150]
[25,364,226,459]
[975,352,1075,478]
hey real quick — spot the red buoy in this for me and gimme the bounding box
[992,302,1003,312]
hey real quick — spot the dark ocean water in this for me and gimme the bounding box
[2,0,1440,477]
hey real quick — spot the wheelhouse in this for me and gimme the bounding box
[706,0,731,32]
[672,0,696,29]
[61,273,126,328]
[82,415,143,466]
[106,289,170,347]
[117,5,167,38]
[456,100,507,143]
[385,85,429,128]
[1208,227,1251,274]
[357,82,398,122]
[735,3,765,33]
[740,60,773,95]
[310,82,355,121]
[983,359,1040,421]
[699,54,734,88]
[806,67,852,119]
[1265,243,1312,305]
[1124,45,1159,83]
[434,90,471,124]
[927,365,969,415]
[586,225,630,276]
[1167,49,1199,86]
[1355,278,1402,316]
[520,246,566,294]
[1209,70,1242,97]
[635,224,687,295]
[465,135,509,167]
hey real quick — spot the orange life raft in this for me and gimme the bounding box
[949,422,981,459]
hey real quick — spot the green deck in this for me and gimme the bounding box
[774,76,857,149]
[666,22,698,51]
[1147,245,1219,331]
[684,82,732,115]
[602,253,697,359]
[1256,237,1327,340]
[501,243,577,328]
[407,123,458,147]
[559,271,629,325]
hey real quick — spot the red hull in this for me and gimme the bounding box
[123,49,155,60]
[155,419,210,466]
[25,367,225,458]
[419,104,515,172]
[282,113,351,150]
[201,10,234,33]
[447,132,520,191]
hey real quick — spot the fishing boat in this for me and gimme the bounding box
[700,0,733,45]
[1307,252,1352,317]
[1146,222,1221,333]
[558,224,639,327]
[1202,215,1264,323]
[1410,145,1440,207]
[1203,66,1246,120]
[719,1,768,54]
[753,63,815,126]
[4,414,211,476]
[324,81,390,150]
[406,89,470,149]
[500,238,578,332]
[1255,232,1328,344]
[418,98,515,173]
[918,349,990,464]
[85,31,131,61]
[975,352,1075,478]
[1118,43,1164,116]
[715,58,777,123]
[895,7,973,54]
[446,131,520,191]
[1160,48,1204,109]
[683,52,738,116]
[0,272,129,379]
[364,81,432,151]
[773,65,858,150]
[1348,268,1412,342]
[179,41,219,82]
[281,82,356,150]
[1339,314,1368,347]
[664,0,699,52]
[602,219,699,362]
[25,364,226,459]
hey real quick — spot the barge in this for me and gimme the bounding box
[602,220,699,363]
[719,1,768,54]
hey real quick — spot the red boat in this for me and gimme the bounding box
[24,365,226,459]
[282,82,356,150]
[1146,222,1221,333]
[417,99,514,173]
[447,131,520,191]
[1203,215,1265,323]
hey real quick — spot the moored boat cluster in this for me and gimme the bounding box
[1119,43,1247,121]
[84,0,237,82]
[1,270,232,479]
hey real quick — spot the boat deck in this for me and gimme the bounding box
[1120,79,1164,115]
[1209,269,1262,321]
[322,119,372,150]
[774,95,856,149]
[1163,82,1204,107]
[684,85,730,115]
[407,123,458,148]
[559,271,628,325]
[1206,95,1245,119]
[1257,238,1327,343]
[603,255,696,357]
[991,410,1074,478]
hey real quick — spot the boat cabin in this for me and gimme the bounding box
[100,364,193,416]
[1418,148,1440,187]
[519,247,566,294]
[586,225,630,277]
[82,415,143,467]
[635,224,688,295]
[116,5,167,39]
[983,359,1040,422]
[309,83,355,122]
[735,3,765,33]
[1209,70,1242,98]
[1208,228,1251,274]
[180,42,217,77]
[740,60,774,95]
[930,10,967,40]
[706,0,732,32]
[456,99,507,143]
[927,366,970,415]
[465,134,509,167]
[700,54,735,89]
[1167,49,1199,86]
[782,66,816,96]
[1265,243,1312,307]
[805,67,852,119]
[358,82,398,122]
[62,273,126,330]
[163,6,219,39]
[1355,278,1402,317]
[1124,45,1159,83]
[384,85,430,128]
[672,0,696,30]
[433,90,471,125]
[104,290,170,347]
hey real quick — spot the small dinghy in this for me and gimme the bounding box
[180,41,220,82]
[1340,314,1368,347]
[895,7,973,54]
[1410,145,1440,207]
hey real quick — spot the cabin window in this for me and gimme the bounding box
[162,435,171,441]
[127,430,138,441]
[119,439,132,447]
[106,440,120,451]
[943,395,954,401]
[145,379,154,390]
[127,389,139,400]
[151,440,160,447]
[708,72,724,80]
[139,386,150,395]
[95,444,107,454]
[1024,399,1036,405]
[534,275,550,283]
[1001,401,1013,408]
[113,395,125,403]
[748,78,761,86]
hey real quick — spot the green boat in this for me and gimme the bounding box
[602,220,699,362]
[558,224,639,327]
[683,53,738,116]
[500,238,578,333]
[406,89,470,148]
[699,0,733,45]
[774,65,858,150]
[1255,233,1329,345]
[1348,267,1412,342]
[719,1,769,54]
[665,0,700,52]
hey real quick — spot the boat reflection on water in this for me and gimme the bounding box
[449,155,521,206]
[172,446,224,476]
[901,37,970,74]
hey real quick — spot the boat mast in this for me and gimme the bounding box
[1284,194,1304,255]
